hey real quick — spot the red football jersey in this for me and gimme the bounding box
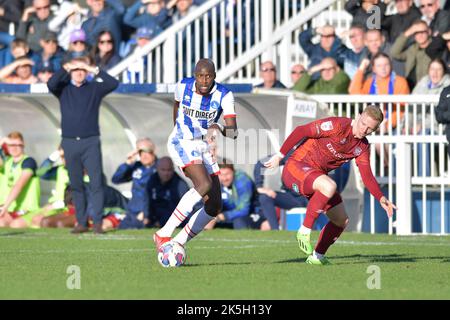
[280,117,383,200]
[283,117,369,172]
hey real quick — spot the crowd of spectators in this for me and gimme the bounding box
[0,0,208,84]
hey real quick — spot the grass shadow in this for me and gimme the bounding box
[0,230,27,237]
[331,254,450,264]
[184,261,253,267]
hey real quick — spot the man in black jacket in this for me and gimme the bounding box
[436,85,450,156]
[382,0,421,44]
[47,56,119,234]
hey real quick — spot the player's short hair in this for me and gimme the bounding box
[218,158,234,171]
[363,105,384,123]
[7,131,24,142]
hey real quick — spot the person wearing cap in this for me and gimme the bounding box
[123,0,171,31]
[0,56,38,84]
[47,56,119,234]
[17,0,54,53]
[112,137,158,230]
[62,28,89,64]
[31,30,64,75]
[81,0,124,54]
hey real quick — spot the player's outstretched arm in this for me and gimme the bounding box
[380,196,397,218]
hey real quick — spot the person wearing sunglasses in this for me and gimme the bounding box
[419,0,450,37]
[391,20,433,89]
[254,61,286,89]
[290,64,306,87]
[31,30,64,75]
[293,57,350,94]
[90,30,121,71]
[0,132,40,228]
[17,0,54,53]
[112,137,158,230]
[62,28,89,64]
[299,25,345,79]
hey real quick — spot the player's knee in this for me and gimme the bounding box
[319,180,337,197]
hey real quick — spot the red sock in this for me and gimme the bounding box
[303,191,330,229]
[315,221,345,255]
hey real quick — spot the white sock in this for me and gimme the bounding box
[157,188,203,237]
[299,225,311,235]
[313,250,323,259]
[172,207,214,246]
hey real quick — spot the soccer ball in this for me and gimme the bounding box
[157,241,186,268]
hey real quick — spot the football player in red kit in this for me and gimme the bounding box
[265,105,396,265]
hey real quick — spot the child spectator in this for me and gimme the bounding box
[0,56,38,84]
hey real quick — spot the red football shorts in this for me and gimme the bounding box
[282,159,343,210]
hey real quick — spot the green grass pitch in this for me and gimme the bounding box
[1,228,449,299]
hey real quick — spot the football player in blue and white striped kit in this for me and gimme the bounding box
[153,58,238,250]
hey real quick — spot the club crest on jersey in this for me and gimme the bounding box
[354,146,362,156]
[191,150,200,157]
[184,95,191,102]
[210,101,220,109]
[320,121,333,131]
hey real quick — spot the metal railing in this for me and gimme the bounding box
[109,0,353,86]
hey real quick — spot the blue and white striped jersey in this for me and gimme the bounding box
[171,77,236,140]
